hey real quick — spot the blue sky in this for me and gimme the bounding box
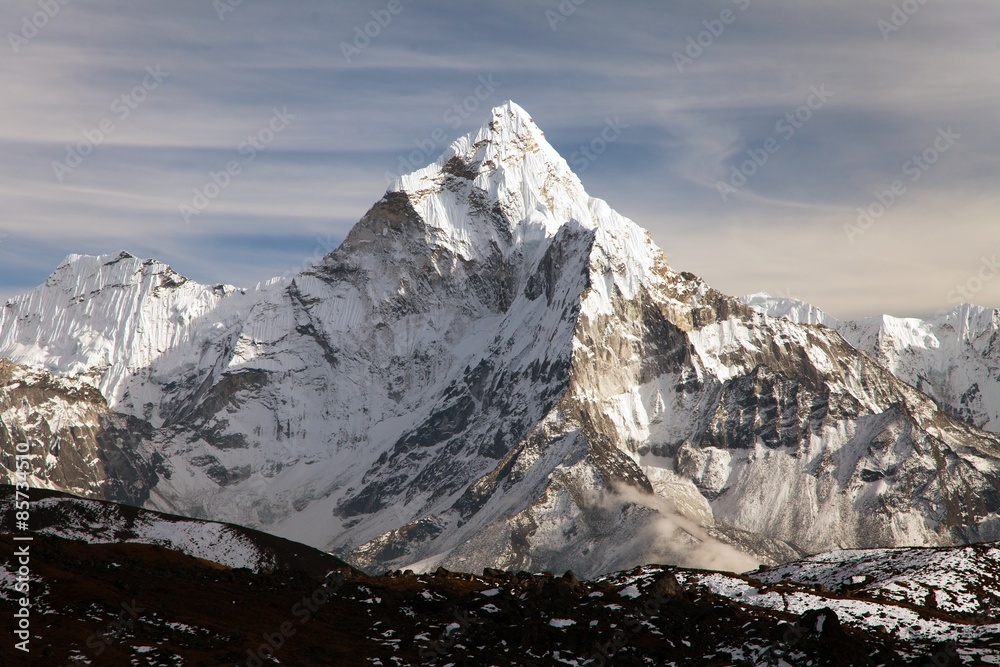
[2,0,998,318]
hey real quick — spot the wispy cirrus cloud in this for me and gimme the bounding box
[1,0,998,317]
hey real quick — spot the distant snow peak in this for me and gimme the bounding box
[744,293,1000,432]
[59,249,135,268]
[48,250,178,292]
[740,292,840,328]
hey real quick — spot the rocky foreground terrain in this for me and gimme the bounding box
[1,487,997,665]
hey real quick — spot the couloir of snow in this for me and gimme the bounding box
[3,102,1000,578]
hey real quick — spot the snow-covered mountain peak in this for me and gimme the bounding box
[49,250,163,285]
[383,101,600,261]
[455,99,550,163]
[39,250,237,306]
[0,249,240,411]
[394,100,559,188]
[58,249,134,267]
[932,302,1000,338]
[740,292,840,328]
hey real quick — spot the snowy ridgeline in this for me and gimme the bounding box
[743,293,1000,433]
[2,494,277,571]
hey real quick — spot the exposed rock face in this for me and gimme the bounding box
[0,359,158,505]
[2,102,1000,577]
[744,294,1000,433]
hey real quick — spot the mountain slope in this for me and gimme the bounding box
[743,294,1000,433]
[0,486,354,576]
[0,252,245,424]
[0,359,158,504]
[2,102,1000,577]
